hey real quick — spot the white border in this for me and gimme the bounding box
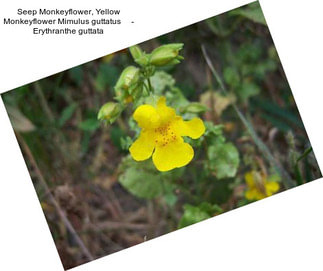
[0,98,64,270]
[1,0,323,270]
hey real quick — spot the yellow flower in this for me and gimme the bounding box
[245,171,280,201]
[129,96,205,171]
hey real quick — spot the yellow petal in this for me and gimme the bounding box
[129,130,156,161]
[133,104,160,129]
[245,172,255,188]
[265,181,280,196]
[156,96,176,124]
[255,192,266,200]
[245,189,256,200]
[173,117,205,139]
[152,138,194,171]
[246,188,265,201]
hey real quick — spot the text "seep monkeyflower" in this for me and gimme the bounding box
[129,97,205,171]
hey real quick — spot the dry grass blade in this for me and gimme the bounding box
[16,132,94,261]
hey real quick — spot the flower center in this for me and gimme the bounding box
[154,123,178,147]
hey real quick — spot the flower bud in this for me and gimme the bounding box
[129,45,143,60]
[115,66,140,91]
[129,45,150,67]
[97,102,122,123]
[149,43,184,66]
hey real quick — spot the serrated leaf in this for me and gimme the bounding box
[119,165,163,199]
[119,157,183,199]
[208,142,240,179]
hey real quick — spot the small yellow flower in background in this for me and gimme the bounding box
[129,96,205,172]
[245,171,280,201]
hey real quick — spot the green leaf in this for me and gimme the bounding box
[58,103,77,127]
[189,122,224,148]
[178,205,210,229]
[198,202,223,214]
[204,121,224,137]
[78,119,100,131]
[223,67,240,88]
[208,142,240,179]
[178,202,222,228]
[119,157,183,199]
[166,87,190,111]
[254,59,277,80]
[120,136,133,151]
[119,167,163,199]
[237,81,260,102]
[150,71,175,94]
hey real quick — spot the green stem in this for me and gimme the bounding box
[143,83,150,95]
[201,46,226,94]
[296,147,312,163]
[294,147,313,185]
[147,77,154,93]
